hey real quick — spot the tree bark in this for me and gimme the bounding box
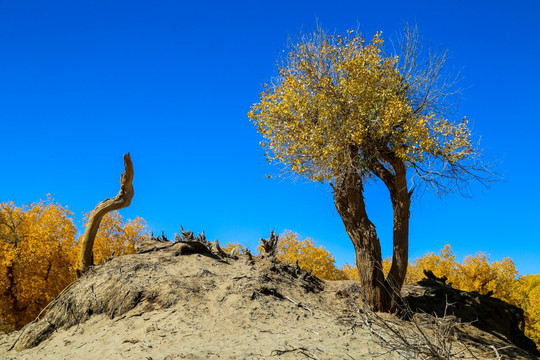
[385,160,411,306]
[5,263,21,327]
[333,168,390,311]
[78,153,134,276]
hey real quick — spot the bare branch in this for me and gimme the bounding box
[397,23,462,117]
[78,153,134,276]
[408,143,498,198]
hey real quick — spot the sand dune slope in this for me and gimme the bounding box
[0,238,537,359]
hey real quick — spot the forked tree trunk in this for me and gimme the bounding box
[78,153,134,277]
[334,163,411,312]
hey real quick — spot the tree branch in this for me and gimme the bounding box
[78,153,134,276]
[369,159,395,191]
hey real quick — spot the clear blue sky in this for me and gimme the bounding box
[1,1,539,274]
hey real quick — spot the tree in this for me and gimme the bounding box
[341,264,360,281]
[248,26,491,311]
[406,244,458,285]
[341,245,538,346]
[222,242,248,256]
[512,275,540,346]
[408,246,538,346]
[458,252,518,300]
[273,230,346,280]
[0,198,77,330]
[405,245,518,302]
[343,258,393,281]
[0,195,148,331]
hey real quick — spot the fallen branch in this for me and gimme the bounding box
[271,346,318,359]
[285,296,314,316]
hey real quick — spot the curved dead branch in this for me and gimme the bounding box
[78,153,134,276]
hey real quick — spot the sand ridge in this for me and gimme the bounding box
[0,236,537,359]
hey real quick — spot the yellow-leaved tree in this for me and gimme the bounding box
[341,245,539,346]
[458,252,518,301]
[512,275,540,346]
[406,244,460,284]
[341,264,360,281]
[0,198,77,330]
[409,246,537,345]
[0,198,149,331]
[249,25,493,311]
[227,232,345,280]
[222,242,248,256]
[406,245,518,303]
[273,230,346,280]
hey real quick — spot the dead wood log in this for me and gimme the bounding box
[78,153,134,276]
[423,269,448,284]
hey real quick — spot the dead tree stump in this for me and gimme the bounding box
[259,230,279,257]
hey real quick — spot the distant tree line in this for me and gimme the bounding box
[1,198,536,348]
[232,232,540,347]
[0,197,147,330]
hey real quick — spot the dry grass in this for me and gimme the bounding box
[337,273,533,360]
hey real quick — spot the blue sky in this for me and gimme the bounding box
[1,1,539,274]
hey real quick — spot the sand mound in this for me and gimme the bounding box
[0,234,537,359]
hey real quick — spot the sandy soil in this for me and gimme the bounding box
[0,238,537,359]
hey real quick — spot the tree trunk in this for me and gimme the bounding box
[78,153,134,276]
[385,161,411,307]
[333,169,391,311]
[5,264,20,327]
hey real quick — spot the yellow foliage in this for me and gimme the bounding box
[343,258,396,281]
[268,230,346,280]
[248,29,472,183]
[222,242,248,256]
[512,275,540,345]
[341,245,538,347]
[405,245,518,305]
[341,264,359,280]
[0,199,149,331]
[0,197,77,330]
[526,285,540,346]
[458,253,518,301]
[79,211,149,265]
[407,244,459,284]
